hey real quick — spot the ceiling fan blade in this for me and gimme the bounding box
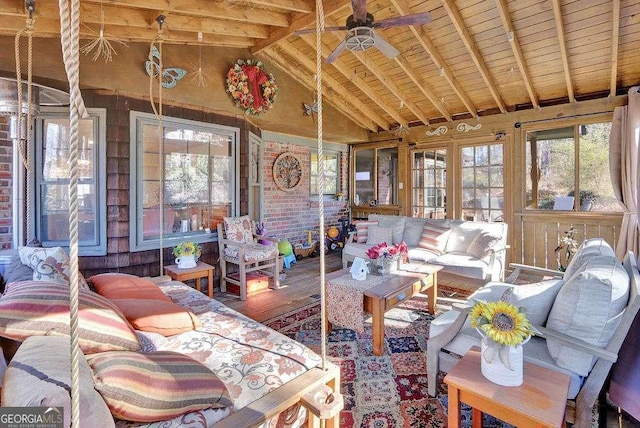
[294,26,348,35]
[373,12,432,28]
[351,0,368,22]
[373,33,400,59]
[325,39,348,63]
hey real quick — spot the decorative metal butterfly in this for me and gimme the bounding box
[303,100,319,116]
[145,46,187,88]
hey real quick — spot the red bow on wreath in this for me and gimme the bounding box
[242,65,269,110]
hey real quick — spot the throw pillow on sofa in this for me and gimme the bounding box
[417,221,451,255]
[87,350,233,422]
[466,232,502,259]
[1,336,115,428]
[0,282,141,354]
[354,220,378,244]
[367,224,393,246]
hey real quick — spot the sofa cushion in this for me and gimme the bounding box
[87,350,233,422]
[407,247,440,262]
[367,224,393,246]
[403,218,428,247]
[343,242,372,260]
[368,214,406,244]
[428,252,489,279]
[90,273,172,302]
[444,221,481,253]
[466,232,502,259]
[417,221,451,255]
[546,254,629,376]
[0,281,141,354]
[109,298,202,336]
[563,238,615,280]
[1,336,115,428]
[354,220,378,244]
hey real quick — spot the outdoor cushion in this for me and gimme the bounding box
[0,281,141,354]
[368,214,406,244]
[417,221,451,255]
[402,217,428,247]
[444,222,481,254]
[466,232,502,259]
[223,215,254,244]
[223,243,278,263]
[1,336,115,428]
[354,220,378,244]
[427,252,489,279]
[342,242,371,260]
[563,238,615,280]
[90,273,172,302]
[367,224,393,246]
[109,299,202,336]
[87,350,233,422]
[546,254,630,376]
[17,246,89,289]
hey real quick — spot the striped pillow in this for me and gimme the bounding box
[0,281,141,354]
[354,220,378,244]
[417,221,451,255]
[87,351,233,422]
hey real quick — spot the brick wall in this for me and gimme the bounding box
[262,141,349,248]
[0,116,12,249]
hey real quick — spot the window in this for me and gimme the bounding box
[130,112,238,251]
[461,144,504,222]
[525,122,620,212]
[353,147,398,205]
[35,108,107,255]
[412,149,447,219]
[310,150,339,195]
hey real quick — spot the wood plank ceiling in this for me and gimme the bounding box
[0,0,638,133]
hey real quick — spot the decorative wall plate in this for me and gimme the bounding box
[273,152,302,191]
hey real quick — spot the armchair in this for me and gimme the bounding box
[217,216,280,300]
[427,239,640,428]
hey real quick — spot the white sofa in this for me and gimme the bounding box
[426,238,640,428]
[342,214,509,282]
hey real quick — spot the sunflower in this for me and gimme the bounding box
[470,300,534,346]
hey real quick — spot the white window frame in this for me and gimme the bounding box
[34,107,107,256]
[129,111,239,252]
[311,150,339,195]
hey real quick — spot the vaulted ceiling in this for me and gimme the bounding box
[0,0,638,134]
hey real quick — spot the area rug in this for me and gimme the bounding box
[265,295,512,428]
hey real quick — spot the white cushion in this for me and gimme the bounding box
[367,224,393,246]
[444,222,481,253]
[546,254,630,376]
[402,218,428,247]
[343,242,372,259]
[428,252,489,279]
[563,238,614,280]
[368,214,406,244]
[466,232,502,259]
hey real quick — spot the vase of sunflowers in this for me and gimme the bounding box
[173,241,201,269]
[470,300,535,386]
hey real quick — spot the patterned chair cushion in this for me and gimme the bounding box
[223,243,278,263]
[223,216,255,244]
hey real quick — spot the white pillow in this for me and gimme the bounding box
[19,246,72,285]
[367,224,393,246]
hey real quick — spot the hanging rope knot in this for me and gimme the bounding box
[241,64,268,110]
[24,18,35,34]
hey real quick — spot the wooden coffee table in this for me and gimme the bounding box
[444,346,570,428]
[326,264,442,356]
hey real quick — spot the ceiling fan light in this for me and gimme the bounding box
[345,27,376,52]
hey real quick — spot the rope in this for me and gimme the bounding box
[58,0,88,425]
[315,0,327,373]
[14,17,35,241]
[149,22,165,274]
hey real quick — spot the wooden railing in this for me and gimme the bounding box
[510,212,624,269]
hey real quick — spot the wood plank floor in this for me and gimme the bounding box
[214,252,485,323]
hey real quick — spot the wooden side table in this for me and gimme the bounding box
[444,346,570,428]
[164,262,215,298]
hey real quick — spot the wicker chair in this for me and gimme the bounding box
[217,216,280,300]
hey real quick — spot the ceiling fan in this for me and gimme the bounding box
[295,0,431,63]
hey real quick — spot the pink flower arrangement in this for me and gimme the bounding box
[366,241,408,260]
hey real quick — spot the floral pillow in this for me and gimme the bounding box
[223,216,254,244]
[17,246,89,289]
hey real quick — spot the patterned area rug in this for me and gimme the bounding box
[265,295,511,428]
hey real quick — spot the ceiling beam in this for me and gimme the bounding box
[609,0,620,97]
[33,2,270,39]
[389,0,478,120]
[81,0,290,27]
[277,41,390,130]
[261,48,379,132]
[550,0,574,102]
[298,35,408,127]
[233,0,312,13]
[494,0,539,109]
[442,0,506,113]
[0,16,254,48]
[251,0,350,54]
[321,16,430,126]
